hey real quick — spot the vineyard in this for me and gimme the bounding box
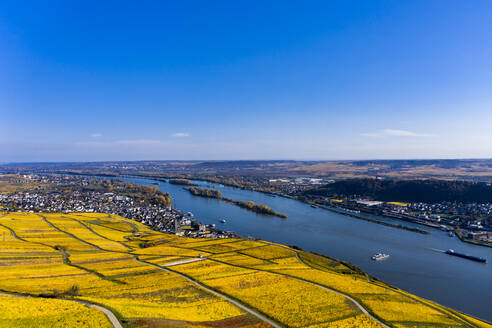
[0,212,490,328]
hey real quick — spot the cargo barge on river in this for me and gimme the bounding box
[445,249,487,263]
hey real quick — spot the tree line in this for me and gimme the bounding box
[301,178,492,203]
[185,187,287,218]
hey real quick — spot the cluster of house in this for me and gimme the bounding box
[407,202,492,218]
[342,199,492,243]
[0,174,235,239]
[267,177,334,195]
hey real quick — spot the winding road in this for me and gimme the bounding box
[293,252,390,328]
[136,257,283,328]
[5,214,476,328]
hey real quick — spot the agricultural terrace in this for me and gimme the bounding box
[0,293,113,328]
[0,212,490,328]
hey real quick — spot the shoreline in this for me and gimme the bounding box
[7,173,492,321]
[35,171,492,247]
[455,230,492,248]
[183,186,288,218]
[316,205,431,234]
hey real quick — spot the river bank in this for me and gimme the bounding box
[317,205,430,234]
[59,171,490,246]
[115,175,492,322]
[18,171,492,321]
[455,229,492,248]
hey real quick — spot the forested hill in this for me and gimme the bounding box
[301,178,492,203]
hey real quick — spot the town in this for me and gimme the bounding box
[0,174,237,239]
[307,196,492,246]
[1,170,491,246]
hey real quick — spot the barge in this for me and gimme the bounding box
[445,249,487,263]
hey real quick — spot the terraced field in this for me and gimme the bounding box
[0,212,490,328]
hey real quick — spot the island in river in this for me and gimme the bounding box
[185,186,287,218]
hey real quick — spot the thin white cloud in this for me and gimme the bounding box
[361,129,435,138]
[172,132,189,137]
[91,133,102,138]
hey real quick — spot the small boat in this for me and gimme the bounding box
[372,253,389,261]
[311,205,317,208]
[448,231,454,237]
[187,212,194,217]
[219,219,227,224]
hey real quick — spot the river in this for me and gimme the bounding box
[122,176,492,321]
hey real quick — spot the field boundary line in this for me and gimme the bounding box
[135,256,283,328]
[41,215,102,250]
[207,256,391,328]
[41,215,131,254]
[72,218,133,250]
[294,252,480,328]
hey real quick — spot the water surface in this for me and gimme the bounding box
[123,176,492,321]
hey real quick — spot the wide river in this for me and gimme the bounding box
[123,176,492,321]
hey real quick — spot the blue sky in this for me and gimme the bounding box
[1,0,492,161]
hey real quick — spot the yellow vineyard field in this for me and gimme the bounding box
[0,212,490,328]
[0,293,112,328]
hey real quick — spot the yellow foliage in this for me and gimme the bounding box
[386,202,408,207]
[1,212,489,328]
[0,293,112,328]
[239,244,295,260]
[306,314,385,327]
[80,271,245,322]
[173,261,360,327]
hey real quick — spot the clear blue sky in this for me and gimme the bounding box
[1,0,491,161]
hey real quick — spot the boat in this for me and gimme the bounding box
[311,205,317,208]
[372,253,389,261]
[448,231,454,237]
[445,249,487,263]
[187,212,194,217]
[219,219,226,224]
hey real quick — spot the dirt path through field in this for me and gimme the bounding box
[136,257,281,328]
[164,257,205,266]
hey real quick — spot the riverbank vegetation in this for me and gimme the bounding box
[186,186,223,199]
[0,212,490,328]
[168,178,194,185]
[302,178,492,203]
[185,187,287,218]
